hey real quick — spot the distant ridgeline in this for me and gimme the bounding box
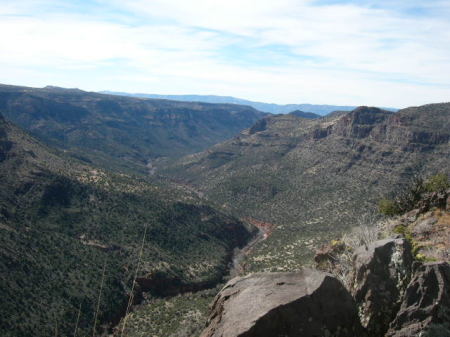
[101,90,397,115]
[0,84,266,173]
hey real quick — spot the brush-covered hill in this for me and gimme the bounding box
[160,104,450,271]
[0,113,254,337]
[287,110,321,119]
[0,84,266,173]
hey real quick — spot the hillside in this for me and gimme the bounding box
[0,114,254,337]
[0,84,266,173]
[160,104,450,271]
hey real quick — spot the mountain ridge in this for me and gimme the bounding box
[101,90,399,115]
[0,84,266,174]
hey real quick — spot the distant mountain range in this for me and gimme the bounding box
[101,91,398,115]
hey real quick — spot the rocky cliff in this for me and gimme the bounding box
[200,189,450,337]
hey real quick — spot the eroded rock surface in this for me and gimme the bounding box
[386,262,450,337]
[351,238,413,337]
[200,269,366,337]
[383,190,450,262]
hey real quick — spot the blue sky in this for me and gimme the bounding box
[0,0,449,107]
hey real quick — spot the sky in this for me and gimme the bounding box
[0,0,449,108]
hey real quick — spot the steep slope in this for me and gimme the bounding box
[0,84,266,173]
[0,114,254,337]
[161,104,450,271]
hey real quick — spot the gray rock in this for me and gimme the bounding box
[200,269,366,337]
[413,217,438,236]
[351,238,413,337]
[386,262,450,337]
[404,209,420,223]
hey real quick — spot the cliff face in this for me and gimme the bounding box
[331,106,394,139]
[313,104,449,147]
[162,103,450,272]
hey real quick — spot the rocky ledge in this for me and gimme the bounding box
[200,189,450,337]
[200,269,366,337]
[200,239,449,337]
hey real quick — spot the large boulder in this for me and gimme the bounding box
[200,269,366,337]
[386,262,450,337]
[350,238,413,337]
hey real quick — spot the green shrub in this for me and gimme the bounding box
[395,175,425,213]
[424,173,449,193]
[378,198,401,216]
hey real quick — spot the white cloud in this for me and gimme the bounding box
[0,0,449,107]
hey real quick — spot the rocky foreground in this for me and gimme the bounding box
[200,270,367,337]
[199,190,450,337]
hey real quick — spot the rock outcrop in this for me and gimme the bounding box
[383,188,450,262]
[386,262,450,337]
[200,187,450,337]
[350,238,413,337]
[200,269,366,337]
